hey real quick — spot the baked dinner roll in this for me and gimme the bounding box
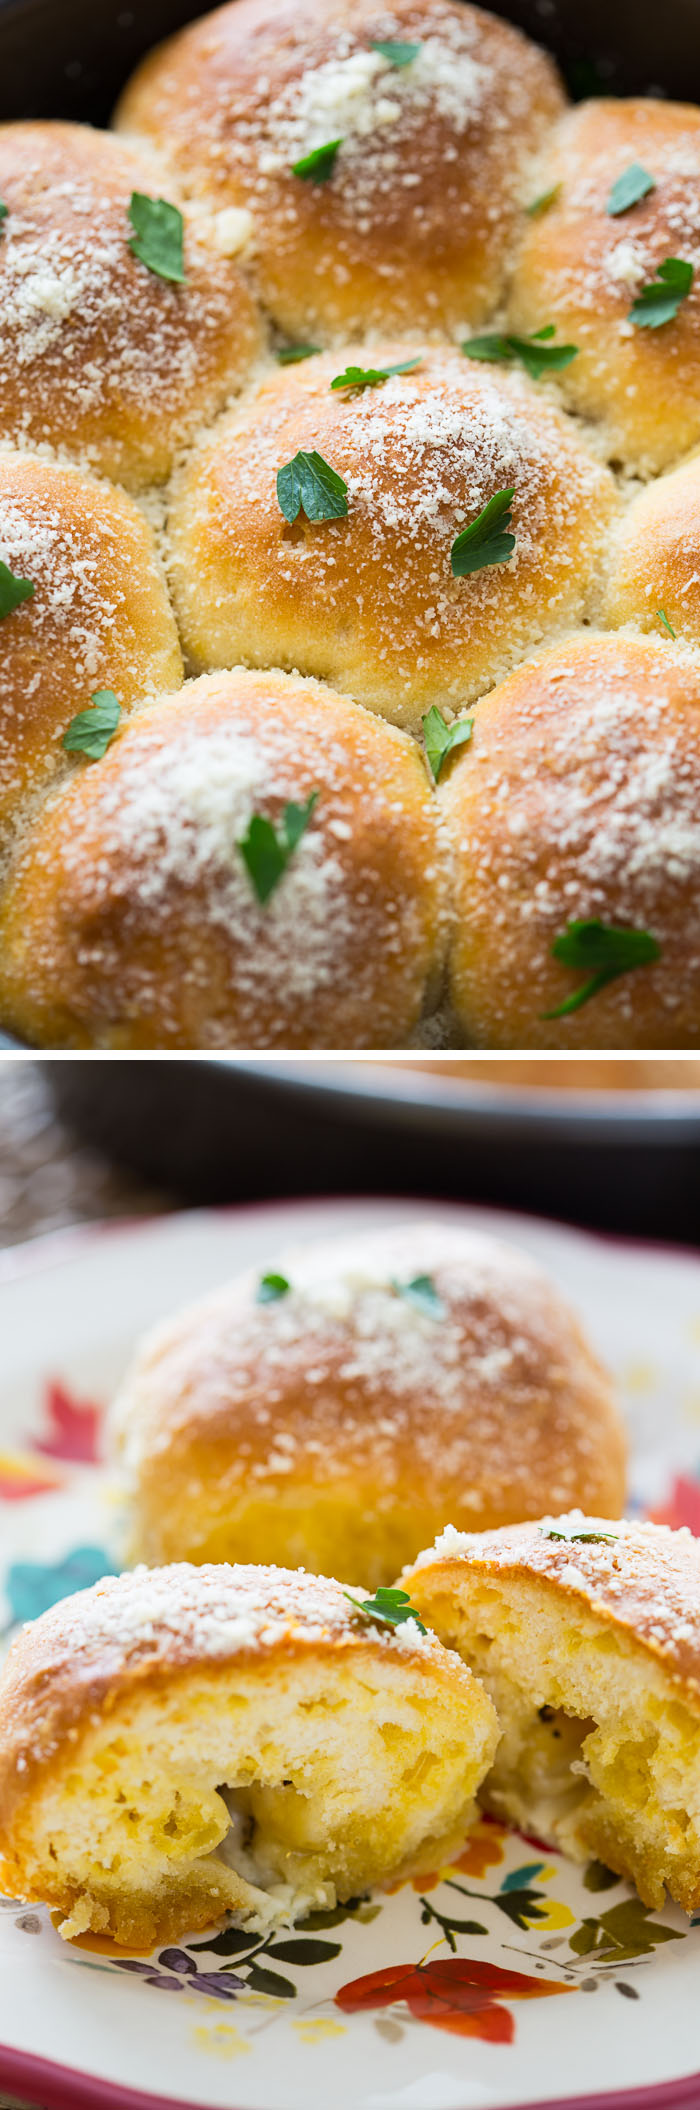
[0,668,445,1048]
[110,1219,625,1582]
[507,100,700,474]
[0,1561,499,1947]
[405,1513,700,1914]
[441,633,700,1048]
[0,451,182,841]
[167,345,617,732]
[0,122,262,488]
[605,451,700,645]
[115,0,565,340]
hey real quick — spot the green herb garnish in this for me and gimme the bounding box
[606,163,655,217]
[526,184,561,218]
[392,1273,445,1319]
[343,1586,427,1634]
[422,705,473,782]
[239,793,319,904]
[370,37,421,66]
[461,325,578,383]
[629,256,693,328]
[62,688,121,760]
[657,607,676,638]
[0,201,7,225]
[128,192,185,283]
[451,488,515,578]
[276,450,348,523]
[542,918,661,1018]
[257,1272,291,1303]
[540,1527,618,1545]
[277,344,321,365]
[292,139,342,182]
[330,356,421,392]
[0,560,34,621]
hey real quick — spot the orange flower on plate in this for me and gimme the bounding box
[335,1955,572,2042]
[450,1817,508,1880]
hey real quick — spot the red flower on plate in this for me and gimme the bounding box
[649,1474,700,1535]
[335,1955,572,2041]
[32,1379,103,1464]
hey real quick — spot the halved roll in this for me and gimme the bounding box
[406,1514,700,1913]
[0,1562,498,1948]
[110,1218,625,1582]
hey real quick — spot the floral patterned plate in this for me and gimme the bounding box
[1,1195,700,2110]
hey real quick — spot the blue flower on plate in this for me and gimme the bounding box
[4,1546,116,1625]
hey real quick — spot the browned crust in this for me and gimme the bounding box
[111,1219,625,1565]
[406,1514,700,1703]
[0,1559,462,1835]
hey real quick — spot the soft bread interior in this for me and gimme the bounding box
[412,1574,700,1912]
[9,1648,497,1947]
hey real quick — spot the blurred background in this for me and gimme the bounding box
[2,1056,700,1249]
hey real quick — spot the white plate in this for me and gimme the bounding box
[2,1197,700,2110]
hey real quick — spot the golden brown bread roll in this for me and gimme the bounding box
[115,0,566,340]
[0,667,445,1048]
[0,1560,498,1947]
[605,451,700,643]
[0,451,182,839]
[440,633,700,1048]
[405,1513,700,1914]
[110,1218,626,1583]
[507,99,700,473]
[167,344,618,733]
[0,122,262,487]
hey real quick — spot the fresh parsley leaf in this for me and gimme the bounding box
[526,183,561,217]
[542,918,661,1018]
[451,488,516,578]
[62,688,121,761]
[257,1272,291,1303]
[292,139,342,182]
[657,607,676,638]
[277,343,321,364]
[540,1527,618,1545]
[128,192,185,283]
[370,37,421,66]
[629,256,693,328]
[0,201,7,225]
[330,356,421,391]
[0,560,34,621]
[606,163,655,217]
[343,1586,427,1635]
[461,328,578,382]
[238,793,319,904]
[422,705,473,782]
[392,1273,445,1319]
[276,450,348,523]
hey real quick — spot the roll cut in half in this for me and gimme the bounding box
[167,345,617,732]
[405,1515,700,1913]
[507,99,700,474]
[0,1562,498,1947]
[111,1219,625,1582]
[116,0,565,339]
[440,633,700,1048]
[0,669,445,1048]
[0,123,262,488]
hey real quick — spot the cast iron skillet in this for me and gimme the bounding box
[1,0,700,122]
[1,0,700,1056]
